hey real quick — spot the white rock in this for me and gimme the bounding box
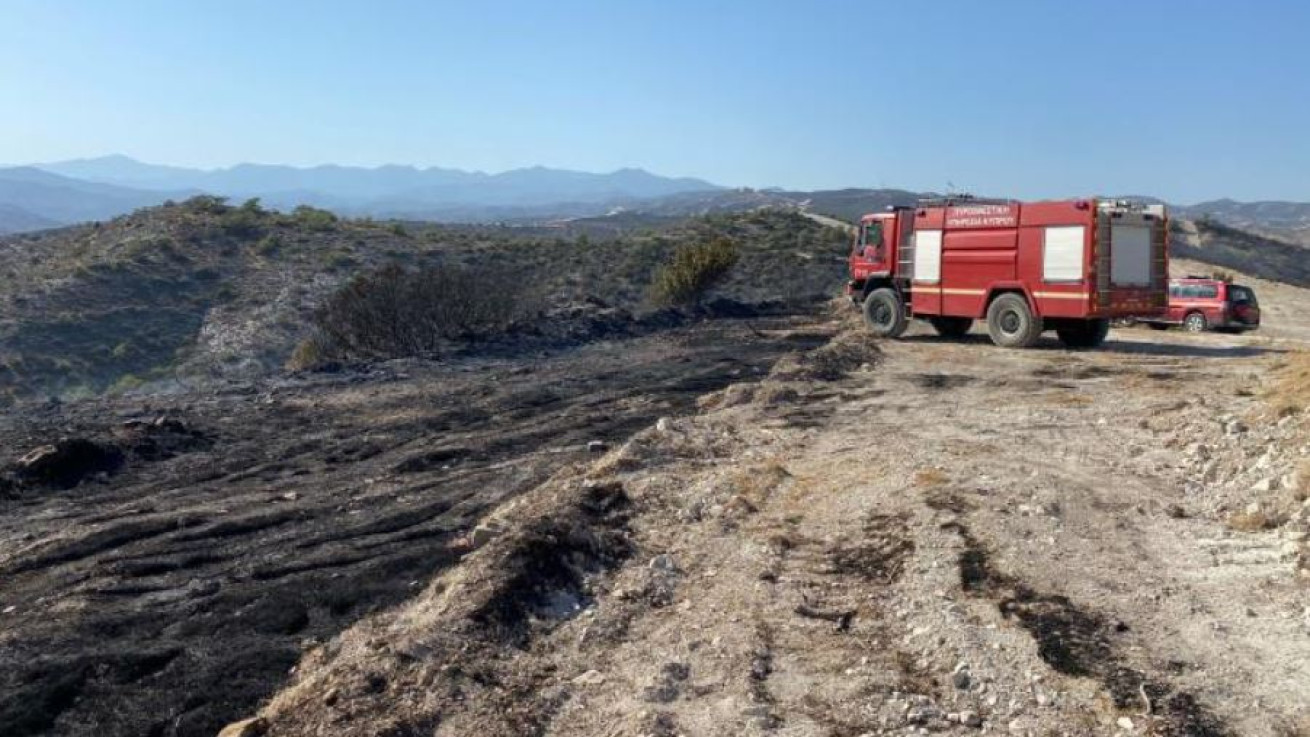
[649,554,678,572]
[1117,716,1135,730]
[572,669,606,686]
[1252,477,1279,493]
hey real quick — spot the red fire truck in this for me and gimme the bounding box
[846,197,1169,348]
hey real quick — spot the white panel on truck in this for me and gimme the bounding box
[914,229,942,283]
[1111,223,1151,286]
[1042,226,1085,282]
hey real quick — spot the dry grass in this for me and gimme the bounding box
[1267,351,1310,418]
[1227,510,1282,532]
[722,460,791,517]
[1045,391,1095,407]
[1294,460,1310,503]
[914,468,949,487]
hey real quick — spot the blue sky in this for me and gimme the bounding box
[2,0,1308,202]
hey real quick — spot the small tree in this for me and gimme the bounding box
[648,237,740,308]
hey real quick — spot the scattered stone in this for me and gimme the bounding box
[960,710,983,728]
[572,669,606,686]
[469,521,504,549]
[1117,716,1135,730]
[952,670,971,690]
[649,554,679,572]
[907,704,943,725]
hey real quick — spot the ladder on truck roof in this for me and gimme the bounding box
[916,194,1016,208]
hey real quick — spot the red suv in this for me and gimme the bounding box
[1140,278,1261,333]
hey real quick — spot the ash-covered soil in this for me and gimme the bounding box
[0,313,832,737]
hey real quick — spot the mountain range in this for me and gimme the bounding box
[3,155,1310,240]
[0,155,720,229]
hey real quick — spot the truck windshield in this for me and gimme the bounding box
[1228,285,1257,305]
[861,222,883,249]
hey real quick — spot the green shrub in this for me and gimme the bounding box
[108,373,144,394]
[256,234,283,257]
[648,237,740,307]
[293,205,339,231]
[219,201,267,238]
[183,195,231,215]
[286,334,330,371]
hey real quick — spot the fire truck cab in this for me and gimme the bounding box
[847,197,1169,348]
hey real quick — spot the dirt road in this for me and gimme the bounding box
[250,316,1310,737]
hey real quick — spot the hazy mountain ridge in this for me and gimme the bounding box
[4,156,1309,240]
[0,203,58,234]
[0,167,192,229]
[32,155,722,213]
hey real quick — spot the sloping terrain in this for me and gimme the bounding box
[0,201,849,404]
[1172,219,1310,288]
[242,313,1310,737]
[1177,200,1310,247]
[0,314,832,737]
[3,203,1309,737]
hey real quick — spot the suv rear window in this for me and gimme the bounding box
[1228,285,1257,305]
[1171,283,1219,299]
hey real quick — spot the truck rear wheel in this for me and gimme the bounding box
[1184,312,1208,333]
[986,294,1043,348]
[929,316,973,339]
[862,288,907,338]
[1055,319,1110,349]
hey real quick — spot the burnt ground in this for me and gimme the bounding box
[0,313,831,737]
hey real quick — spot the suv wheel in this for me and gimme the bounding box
[1184,312,1208,333]
[862,288,908,338]
[986,294,1043,348]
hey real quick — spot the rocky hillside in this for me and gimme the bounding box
[0,199,850,405]
[1178,199,1310,246]
[1172,218,1310,288]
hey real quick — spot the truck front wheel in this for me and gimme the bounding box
[862,288,907,338]
[1055,319,1110,349]
[929,316,973,339]
[986,294,1043,348]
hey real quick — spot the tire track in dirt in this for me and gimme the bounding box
[942,520,1231,737]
